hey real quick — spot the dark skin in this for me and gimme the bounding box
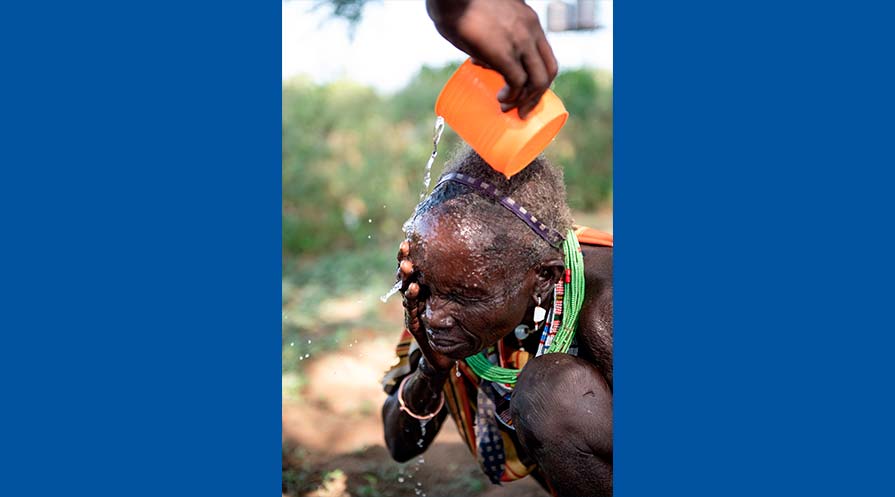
[427,0,559,119]
[381,212,612,496]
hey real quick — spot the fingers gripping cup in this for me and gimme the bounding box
[435,59,569,178]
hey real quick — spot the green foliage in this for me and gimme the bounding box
[282,64,612,259]
[549,68,614,210]
[387,63,461,123]
[281,246,399,379]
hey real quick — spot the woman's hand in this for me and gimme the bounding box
[396,240,456,373]
[426,0,558,119]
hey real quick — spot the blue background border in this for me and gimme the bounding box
[615,1,895,495]
[1,1,280,494]
[2,0,894,495]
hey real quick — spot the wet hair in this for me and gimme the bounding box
[409,146,573,273]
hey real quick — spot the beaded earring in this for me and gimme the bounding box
[533,295,546,324]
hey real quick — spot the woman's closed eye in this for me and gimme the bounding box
[449,289,493,305]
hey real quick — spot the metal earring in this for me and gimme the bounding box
[533,295,546,324]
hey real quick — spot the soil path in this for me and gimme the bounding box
[283,335,545,497]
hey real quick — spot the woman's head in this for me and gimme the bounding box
[405,147,572,359]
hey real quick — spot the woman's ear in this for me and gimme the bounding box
[534,258,565,300]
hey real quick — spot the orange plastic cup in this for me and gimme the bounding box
[435,59,569,178]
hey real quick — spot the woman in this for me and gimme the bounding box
[381,148,612,497]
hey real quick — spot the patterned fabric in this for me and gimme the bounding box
[381,329,415,395]
[475,382,506,484]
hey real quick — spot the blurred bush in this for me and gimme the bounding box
[283,64,612,259]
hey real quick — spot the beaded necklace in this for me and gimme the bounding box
[465,229,585,384]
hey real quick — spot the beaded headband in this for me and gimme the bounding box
[435,172,566,248]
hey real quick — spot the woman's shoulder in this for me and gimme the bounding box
[577,240,613,386]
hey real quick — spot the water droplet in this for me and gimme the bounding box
[348,344,352,348]
[456,370,462,377]
[417,481,423,486]
[290,342,294,347]
[367,235,372,239]
[307,339,312,344]
[397,477,405,483]
[304,353,310,359]
[368,218,372,223]
[299,357,303,361]
[417,457,424,464]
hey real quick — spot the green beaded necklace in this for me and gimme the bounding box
[465,229,585,385]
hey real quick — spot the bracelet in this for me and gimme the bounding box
[397,374,445,421]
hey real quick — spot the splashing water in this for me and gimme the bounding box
[380,280,402,303]
[419,116,446,201]
[416,416,431,448]
[387,116,448,302]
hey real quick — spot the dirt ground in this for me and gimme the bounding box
[282,332,546,497]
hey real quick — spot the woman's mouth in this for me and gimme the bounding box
[426,330,472,357]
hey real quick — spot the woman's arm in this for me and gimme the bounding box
[577,245,613,388]
[382,355,450,462]
[382,241,457,461]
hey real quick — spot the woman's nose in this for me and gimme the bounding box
[423,299,455,331]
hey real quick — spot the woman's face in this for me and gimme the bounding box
[409,211,536,360]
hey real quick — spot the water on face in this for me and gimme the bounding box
[389,115,448,300]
